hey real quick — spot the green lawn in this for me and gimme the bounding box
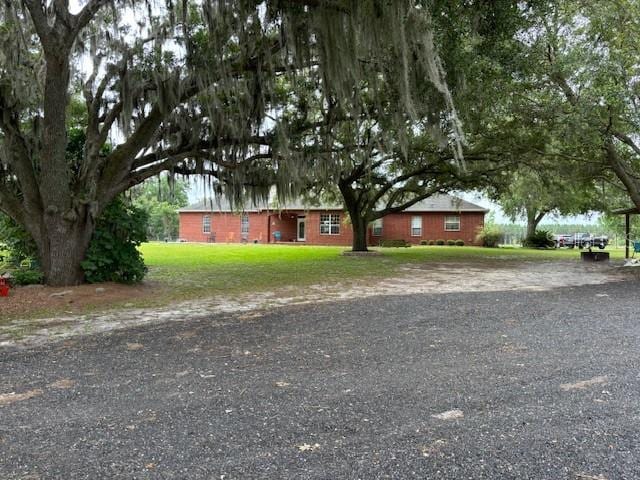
[141,242,627,301]
[0,242,627,325]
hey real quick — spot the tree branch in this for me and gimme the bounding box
[0,100,42,215]
[372,184,453,220]
[22,0,51,47]
[116,151,272,196]
[604,137,640,209]
[546,44,579,106]
[0,185,24,224]
[73,0,110,33]
[611,129,640,157]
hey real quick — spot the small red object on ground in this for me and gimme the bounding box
[0,278,9,297]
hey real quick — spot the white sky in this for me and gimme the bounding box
[456,191,600,226]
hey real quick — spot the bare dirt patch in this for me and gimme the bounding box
[0,389,43,406]
[0,261,631,349]
[48,379,75,389]
[560,376,609,391]
[431,409,464,421]
[0,281,164,321]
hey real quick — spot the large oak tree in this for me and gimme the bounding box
[0,0,455,285]
[518,1,640,215]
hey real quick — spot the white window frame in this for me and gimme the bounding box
[241,213,250,234]
[444,215,460,232]
[411,215,422,237]
[372,218,383,236]
[320,214,340,235]
[203,215,211,234]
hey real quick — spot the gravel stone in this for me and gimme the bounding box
[1,281,639,479]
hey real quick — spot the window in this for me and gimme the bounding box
[320,214,340,235]
[411,215,422,236]
[444,215,460,231]
[241,213,249,234]
[202,215,211,234]
[372,218,383,236]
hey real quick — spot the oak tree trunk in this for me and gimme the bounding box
[23,211,95,286]
[350,215,369,252]
[526,210,546,238]
[32,37,95,286]
[43,222,93,286]
[339,179,369,252]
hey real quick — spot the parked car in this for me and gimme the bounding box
[555,233,608,249]
[553,234,573,248]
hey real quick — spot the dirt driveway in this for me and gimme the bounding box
[1,266,638,479]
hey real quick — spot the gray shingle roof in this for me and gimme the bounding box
[403,195,489,212]
[179,193,488,213]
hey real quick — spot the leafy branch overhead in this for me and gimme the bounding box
[0,0,461,285]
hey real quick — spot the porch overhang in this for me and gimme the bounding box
[612,207,640,258]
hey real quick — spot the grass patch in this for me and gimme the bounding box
[141,243,626,302]
[0,243,626,326]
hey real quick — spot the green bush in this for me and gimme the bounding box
[523,230,555,249]
[455,239,465,246]
[446,239,456,246]
[379,239,411,248]
[0,215,38,266]
[419,240,428,245]
[476,224,503,248]
[428,240,435,245]
[435,239,445,245]
[81,198,149,284]
[11,268,43,286]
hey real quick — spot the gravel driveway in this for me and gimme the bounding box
[1,276,639,479]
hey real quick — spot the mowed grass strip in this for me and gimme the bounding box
[141,242,626,301]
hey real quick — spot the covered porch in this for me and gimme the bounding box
[267,211,307,243]
[613,207,640,258]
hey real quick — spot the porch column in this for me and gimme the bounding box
[625,213,630,259]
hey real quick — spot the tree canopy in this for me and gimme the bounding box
[515,1,640,212]
[0,0,463,285]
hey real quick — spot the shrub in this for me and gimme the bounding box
[446,239,456,246]
[476,224,503,248]
[0,214,38,266]
[419,240,428,245]
[435,239,445,245]
[1,199,149,285]
[455,239,465,246]
[523,230,555,249]
[81,198,149,284]
[11,268,43,286]
[428,240,435,245]
[379,239,411,248]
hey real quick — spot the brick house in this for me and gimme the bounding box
[178,194,489,246]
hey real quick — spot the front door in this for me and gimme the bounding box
[297,216,306,241]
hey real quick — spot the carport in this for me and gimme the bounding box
[613,207,640,258]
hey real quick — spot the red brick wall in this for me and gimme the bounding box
[179,211,269,243]
[303,211,354,246]
[372,212,484,245]
[179,210,484,246]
